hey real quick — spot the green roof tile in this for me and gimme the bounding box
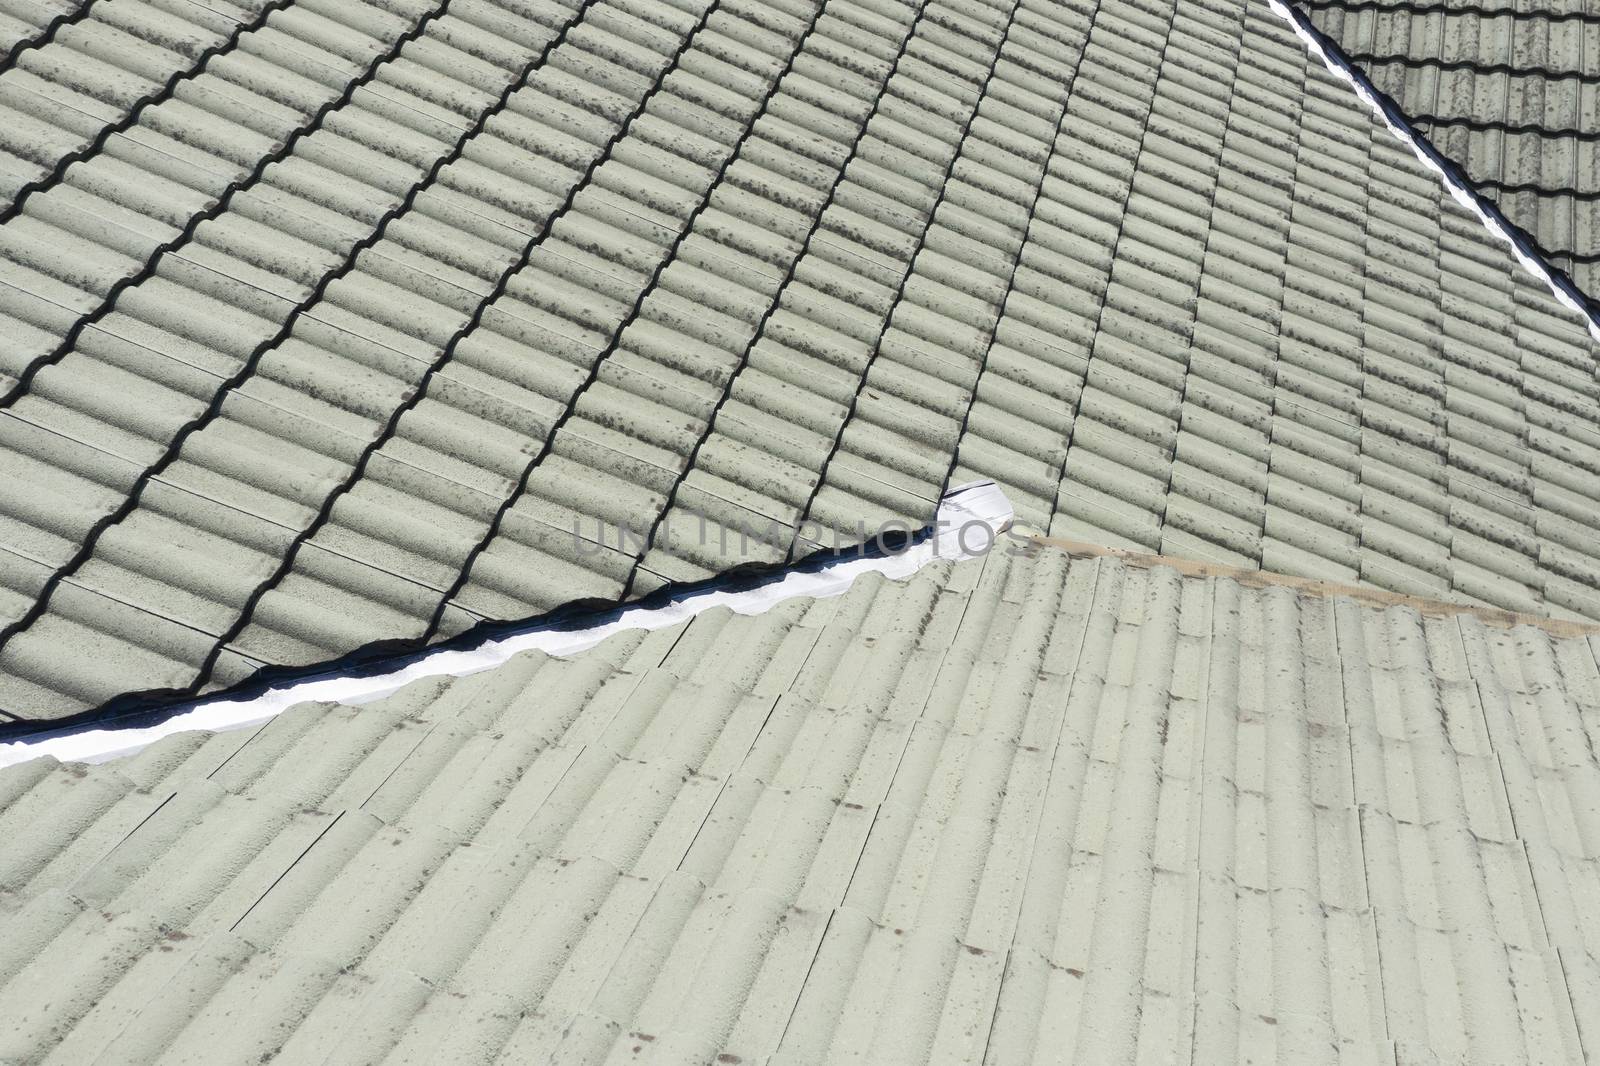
[1,537,1597,1061]
[0,0,1597,726]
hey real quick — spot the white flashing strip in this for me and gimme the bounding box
[1269,0,1600,344]
[0,481,1014,769]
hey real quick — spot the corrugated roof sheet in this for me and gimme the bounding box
[1301,0,1600,310]
[1,536,1598,1063]
[1,0,1598,724]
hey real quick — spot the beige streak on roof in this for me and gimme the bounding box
[0,536,1596,1064]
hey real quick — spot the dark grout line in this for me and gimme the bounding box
[1413,113,1600,144]
[1344,49,1600,82]
[185,0,635,696]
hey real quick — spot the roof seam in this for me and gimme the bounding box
[1030,533,1600,635]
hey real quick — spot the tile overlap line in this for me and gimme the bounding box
[1152,0,1252,559]
[1341,49,1600,82]
[1410,114,1600,144]
[1329,587,1390,1047]
[1041,0,1187,541]
[1254,17,1312,577]
[1177,568,1215,1064]
[225,808,351,934]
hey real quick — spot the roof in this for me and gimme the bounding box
[0,536,1597,1063]
[1299,0,1600,311]
[0,0,1598,730]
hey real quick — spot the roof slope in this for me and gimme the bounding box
[1,0,1598,724]
[1,538,1598,1063]
[1300,0,1600,308]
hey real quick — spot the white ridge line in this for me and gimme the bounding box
[0,481,1015,768]
[1268,0,1600,344]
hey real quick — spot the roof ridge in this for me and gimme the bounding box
[1269,0,1600,341]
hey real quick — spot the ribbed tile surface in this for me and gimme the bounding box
[1302,0,1600,305]
[1,538,1597,1064]
[1,0,1598,723]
